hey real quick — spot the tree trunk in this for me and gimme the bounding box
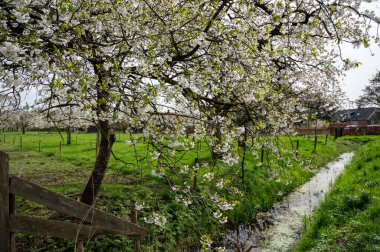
[80,61,114,206]
[241,131,247,187]
[66,126,72,145]
[211,124,223,161]
[312,119,317,153]
[80,120,115,205]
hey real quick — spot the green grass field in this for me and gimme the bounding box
[296,137,380,252]
[0,131,376,251]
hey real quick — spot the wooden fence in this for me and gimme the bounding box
[0,151,147,252]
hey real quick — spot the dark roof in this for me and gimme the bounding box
[331,107,380,122]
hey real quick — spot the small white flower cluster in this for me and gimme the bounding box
[194,125,206,138]
[125,139,135,146]
[135,202,145,211]
[151,151,161,160]
[143,212,167,227]
[193,163,200,171]
[168,140,181,148]
[235,127,245,136]
[11,9,30,24]
[0,42,25,62]
[180,164,189,174]
[171,185,179,191]
[151,169,163,177]
[268,171,279,181]
[222,152,239,167]
[200,234,213,250]
[216,179,225,189]
[203,172,214,182]
[212,141,230,154]
[191,32,209,47]
[211,194,237,211]
[212,210,228,224]
[231,186,243,196]
[214,246,226,252]
[175,195,192,206]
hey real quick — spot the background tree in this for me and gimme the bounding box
[42,106,92,144]
[356,71,380,107]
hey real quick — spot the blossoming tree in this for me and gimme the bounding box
[1,0,379,231]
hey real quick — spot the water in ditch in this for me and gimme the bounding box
[221,152,354,252]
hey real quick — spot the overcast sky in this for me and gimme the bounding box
[339,1,380,108]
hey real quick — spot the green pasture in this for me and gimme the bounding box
[0,131,376,251]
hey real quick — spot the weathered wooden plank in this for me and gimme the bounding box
[10,193,16,252]
[131,204,141,252]
[10,215,143,240]
[0,152,10,252]
[9,176,147,236]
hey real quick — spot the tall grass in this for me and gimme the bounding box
[296,137,380,252]
[0,131,375,250]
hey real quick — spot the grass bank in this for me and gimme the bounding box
[0,132,372,251]
[296,137,380,252]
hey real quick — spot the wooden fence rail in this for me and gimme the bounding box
[0,151,147,252]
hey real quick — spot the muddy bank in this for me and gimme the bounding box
[222,152,354,252]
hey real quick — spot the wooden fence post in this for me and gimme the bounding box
[58,141,62,161]
[0,152,11,252]
[193,158,198,191]
[131,204,141,252]
[260,146,265,163]
[10,193,16,252]
[312,136,317,154]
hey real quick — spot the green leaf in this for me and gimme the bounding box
[363,37,369,48]
[68,4,75,13]
[336,19,343,29]
[312,48,318,57]
[74,27,82,37]
[272,15,281,23]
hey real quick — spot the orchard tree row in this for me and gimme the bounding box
[0,0,379,244]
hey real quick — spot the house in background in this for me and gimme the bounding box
[331,107,380,126]
[329,107,380,137]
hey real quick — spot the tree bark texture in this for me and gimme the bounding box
[211,124,224,161]
[80,62,115,206]
[80,120,115,205]
[66,126,72,145]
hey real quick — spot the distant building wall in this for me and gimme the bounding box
[342,125,380,136]
[294,125,380,136]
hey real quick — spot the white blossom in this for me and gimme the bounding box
[203,172,214,182]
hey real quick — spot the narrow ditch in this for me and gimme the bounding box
[222,152,354,252]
